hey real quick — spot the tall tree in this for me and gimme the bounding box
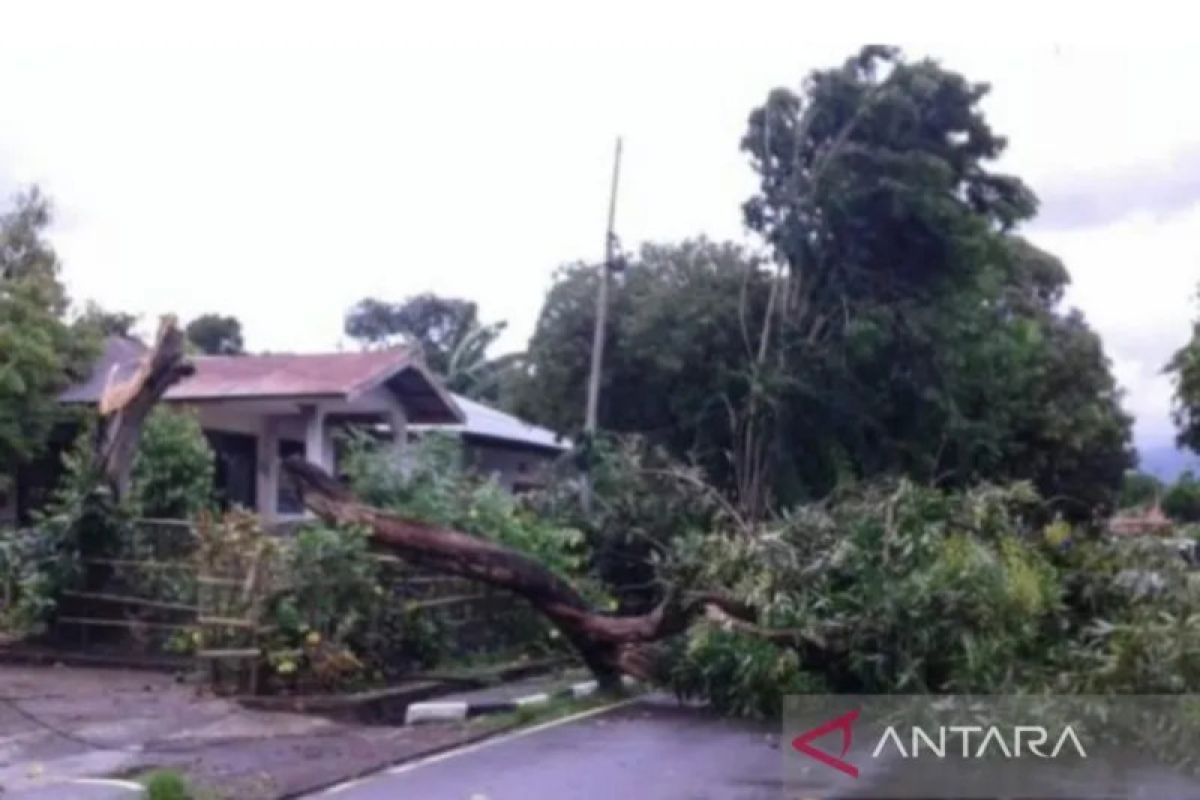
[0,188,95,474]
[344,293,514,400]
[513,239,769,494]
[1167,291,1200,456]
[517,47,1132,518]
[186,313,245,355]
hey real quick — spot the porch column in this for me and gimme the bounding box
[257,417,279,520]
[301,403,332,471]
[390,405,408,470]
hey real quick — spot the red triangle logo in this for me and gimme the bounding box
[791,709,860,778]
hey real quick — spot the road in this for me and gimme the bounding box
[314,696,790,800]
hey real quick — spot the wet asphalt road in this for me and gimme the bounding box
[314,696,789,800]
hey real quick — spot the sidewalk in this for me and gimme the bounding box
[0,664,512,799]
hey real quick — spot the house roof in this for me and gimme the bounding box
[60,337,463,424]
[416,393,570,453]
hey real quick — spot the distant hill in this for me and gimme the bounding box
[1138,443,1200,481]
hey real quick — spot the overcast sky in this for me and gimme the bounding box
[1,1,1198,465]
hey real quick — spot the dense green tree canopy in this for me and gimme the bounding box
[1167,293,1200,455]
[514,47,1132,518]
[1163,471,1200,523]
[512,239,769,482]
[1119,471,1164,510]
[0,188,94,474]
[75,301,138,338]
[186,313,245,355]
[344,293,515,400]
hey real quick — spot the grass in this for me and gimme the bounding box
[138,769,223,800]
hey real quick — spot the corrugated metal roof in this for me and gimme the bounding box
[60,338,463,424]
[168,349,414,401]
[424,394,570,452]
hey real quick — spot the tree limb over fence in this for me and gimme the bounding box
[281,456,767,689]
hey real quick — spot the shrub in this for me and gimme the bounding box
[261,521,448,692]
[141,769,193,800]
[2,427,124,635]
[0,526,62,634]
[131,408,215,519]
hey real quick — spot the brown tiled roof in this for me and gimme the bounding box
[61,338,463,424]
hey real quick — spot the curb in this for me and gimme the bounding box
[403,675,638,725]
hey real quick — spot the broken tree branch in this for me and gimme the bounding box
[96,316,193,497]
[282,457,785,688]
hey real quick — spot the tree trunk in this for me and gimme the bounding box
[95,316,194,498]
[281,457,756,688]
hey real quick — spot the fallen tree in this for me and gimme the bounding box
[281,457,763,689]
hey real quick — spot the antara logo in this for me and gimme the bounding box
[791,709,861,778]
[791,710,1087,778]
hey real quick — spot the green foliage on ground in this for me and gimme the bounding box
[661,480,1200,717]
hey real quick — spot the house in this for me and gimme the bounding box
[2,337,568,523]
[1108,503,1172,537]
[424,393,570,493]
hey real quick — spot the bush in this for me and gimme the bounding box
[261,522,447,692]
[2,428,122,635]
[0,526,62,634]
[131,408,215,519]
[659,479,1200,716]
[141,769,193,800]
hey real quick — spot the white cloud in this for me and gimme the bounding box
[1031,206,1200,449]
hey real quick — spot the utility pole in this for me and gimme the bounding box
[582,136,623,512]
